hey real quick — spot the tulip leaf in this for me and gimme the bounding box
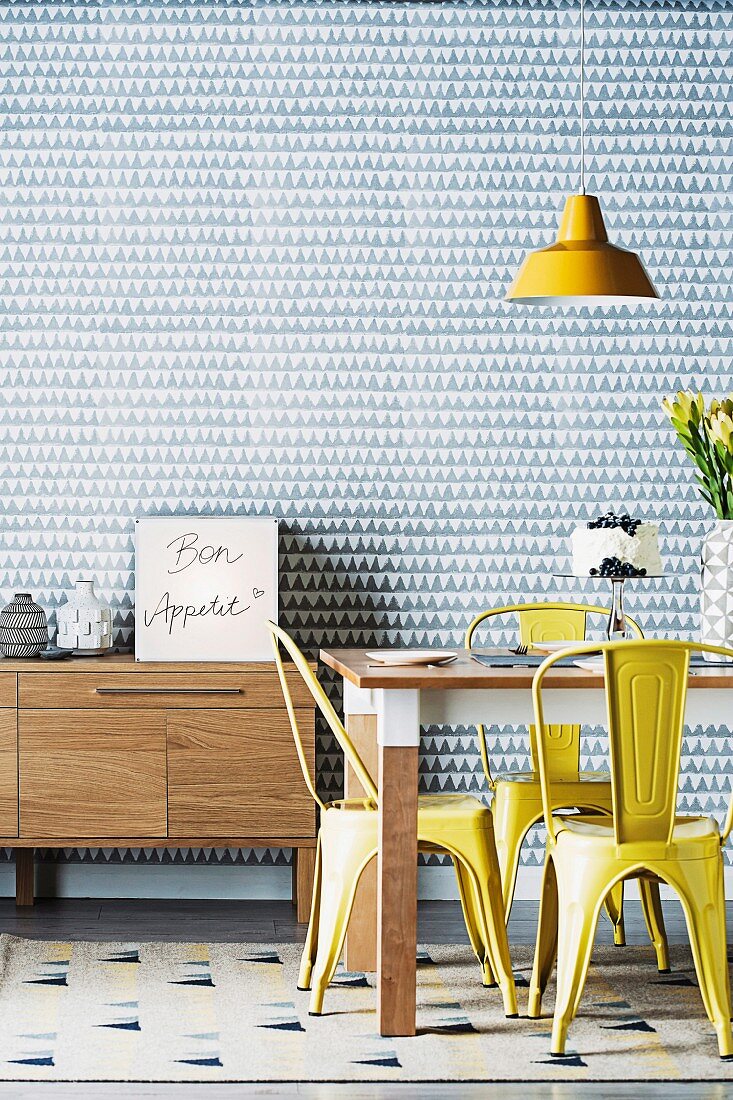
[670,416,693,440]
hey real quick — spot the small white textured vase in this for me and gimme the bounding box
[56,580,113,655]
[700,520,733,658]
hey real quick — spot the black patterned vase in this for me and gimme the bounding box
[0,593,48,657]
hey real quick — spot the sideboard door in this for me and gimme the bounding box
[0,710,18,837]
[167,709,316,838]
[19,711,167,838]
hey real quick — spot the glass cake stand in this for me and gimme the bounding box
[554,573,667,641]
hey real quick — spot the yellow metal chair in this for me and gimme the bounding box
[528,639,733,1059]
[268,621,517,1019]
[465,601,666,965]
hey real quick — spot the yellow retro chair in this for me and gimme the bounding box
[268,621,517,1019]
[465,601,666,966]
[528,639,733,1059]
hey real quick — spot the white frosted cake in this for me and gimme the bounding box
[571,512,662,577]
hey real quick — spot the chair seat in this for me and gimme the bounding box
[493,771,614,808]
[555,812,721,860]
[418,792,492,829]
[495,769,609,785]
[324,792,492,834]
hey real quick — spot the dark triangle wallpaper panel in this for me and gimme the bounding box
[0,0,731,871]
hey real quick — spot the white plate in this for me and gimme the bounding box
[532,641,576,654]
[365,650,456,666]
[573,657,605,672]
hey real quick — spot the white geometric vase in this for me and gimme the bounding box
[56,579,113,656]
[700,520,733,659]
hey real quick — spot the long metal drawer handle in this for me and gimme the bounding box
[95,687,243,695]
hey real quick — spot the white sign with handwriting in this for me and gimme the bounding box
[134,516,278,661]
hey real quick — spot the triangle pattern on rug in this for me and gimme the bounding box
[8,1056,55,1067]
[534,1055,588,1068]
[354,1055,402,1069]
[100,951,140,965]
[602,1019,656,1033]
[176,1057,223,1068]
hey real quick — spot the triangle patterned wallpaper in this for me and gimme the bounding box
[0,0,731,870]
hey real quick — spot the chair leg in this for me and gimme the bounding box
[528,853,558,1018]
[309,830,376,1016]
[666,857,733,1059]
[297,835,322,991]
[550,855,610,1056]
[453,833,517,1017]
[603,881,626,946]
[638,877,670,973]
[452,855,494,987]
[491,785,539,919]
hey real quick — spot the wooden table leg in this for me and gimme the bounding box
[14,848,34,907]
[292,846,316,924]
[377,742,418,1037]
[344,713,378,972]
[343,682,420,1036]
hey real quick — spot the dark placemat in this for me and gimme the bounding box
[470,651,584,668]
[471,651,733,669]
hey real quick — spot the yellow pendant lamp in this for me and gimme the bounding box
[506,0,659,306]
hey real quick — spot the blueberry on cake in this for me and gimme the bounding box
[571,512,662,578]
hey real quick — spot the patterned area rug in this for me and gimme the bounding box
[0,936,730,1082]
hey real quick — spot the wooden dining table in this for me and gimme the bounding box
[319,646,733,1038]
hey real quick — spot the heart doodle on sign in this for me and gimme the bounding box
[253,588,265,599]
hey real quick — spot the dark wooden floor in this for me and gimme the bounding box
[0,894,728,945]
[0,896,730,1098]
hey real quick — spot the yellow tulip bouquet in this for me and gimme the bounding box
[663,390,733,519]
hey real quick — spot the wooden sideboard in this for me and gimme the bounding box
[0,654,317,919]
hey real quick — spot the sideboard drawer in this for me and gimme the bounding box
[19,710,167,838]
[19,670,312,710]
[167,709,316,837]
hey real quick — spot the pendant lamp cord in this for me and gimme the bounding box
[580,0,586,194]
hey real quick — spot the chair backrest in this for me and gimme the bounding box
[267,621,379,810]
[465,602,643,781]
[465,601,643,651]
[532,639,733,849]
